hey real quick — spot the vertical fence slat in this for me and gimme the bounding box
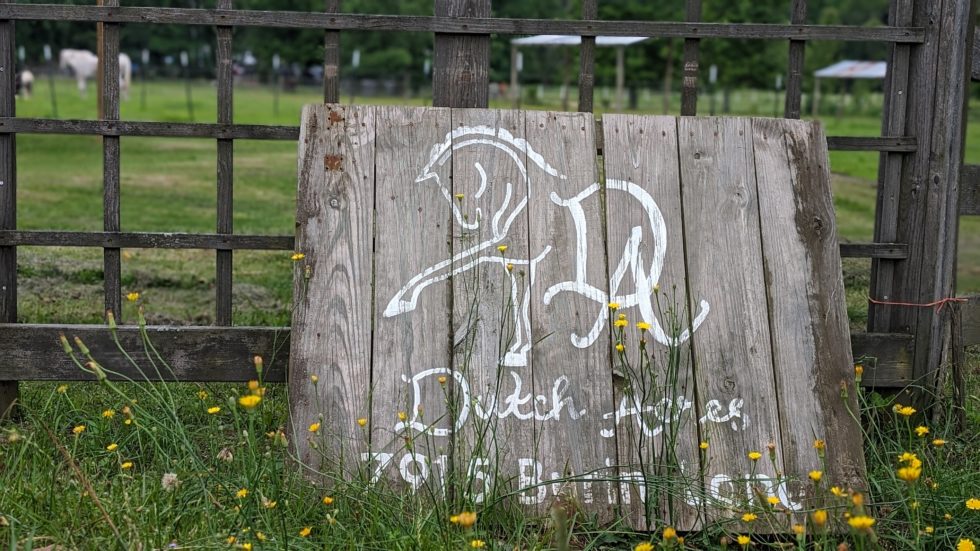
[216,0,233,325]
[0,0,17,417]
[868,0,912,332]
[99,0,121,320]
[680,0,702,116]
[323,0,340,103]
[577,0,597,113]
[432,0,490,108]
[783,0,807,119]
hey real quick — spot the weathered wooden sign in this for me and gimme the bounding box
[288,104,865,529]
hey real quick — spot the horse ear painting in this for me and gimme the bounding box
[289,104,866,529]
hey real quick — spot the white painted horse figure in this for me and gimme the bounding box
[59,49,132,99]
[384,126,710,367]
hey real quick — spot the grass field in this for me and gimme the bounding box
[1,77,979,549]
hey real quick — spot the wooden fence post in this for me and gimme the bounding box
[432,0,490,109]
[885,0,975,399]
[0,0,17,418]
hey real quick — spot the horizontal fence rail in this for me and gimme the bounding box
[0,5,925,42]
[1,118,916,153]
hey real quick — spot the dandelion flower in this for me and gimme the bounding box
[848,515,875,530]
[893,404,916,416]
[470,540,486,549]
[967,498,980,510]
[614,315,628,328]
[615,343,625,353]
[454,511,477,528]
[226,536,237,545]
[247,380,260,391]
[161,472,180,491]
[102,409,115,419]
[506,263,514,272]
[497,245,508,253]
[924,526,934,534]
[72,425,86,435]
[767,496,781,506]
[915,425,929,437]
[322,496,334,505]
[106,443,118,451]
[207,406,221,414]
[897,466,921,482]
[236,488,249,499]
[636,321,652,331]
[397,411,407,422]
[255,532,267,542]
[121,461,134,470]
[812,509,828,527]
[308,422,321,433]
[299,527,312,537]
[291,252,305,261]
[238,395,261,409]
[608,302,620,310]
[792,524,805,535]
[126,292,140,302]
[437,376,447,385]
[737,535,751,546]
[57,385,68,394]
[933,438,947,447]
[809,470,823,483]
[197,390,208,400]
[634,543,653,551]
[958,539,976,551]
[741,513,758,522]
[241,544,253,551]
[662,527,677,540]
[748,451,762,461]
[310,375,318,384]
[854,364,864,378]
[262,496,277,509]
[357,418,367,427]
[831,486,846,497]
[700,441,709,450]
[455,193,464,201]
[852,492,864,507]
[813,439,825,451]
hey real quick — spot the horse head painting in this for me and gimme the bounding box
[59,49,132,99]
[383,125,710,368]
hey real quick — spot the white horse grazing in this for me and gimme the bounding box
[383,125,710,368]
[59,49,132,99]
[17,69,33,99]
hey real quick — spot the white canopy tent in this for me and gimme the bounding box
[811,60,887,116]
[509,35,649,110]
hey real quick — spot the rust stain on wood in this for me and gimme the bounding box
[324,154,343,171]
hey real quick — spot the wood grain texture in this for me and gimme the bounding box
[216,0,234,326]
[99,0,121,321]
[680,0,702,115]
[677,117,785,523]
[753,118,865,502]
[602,114,704,530]
[432,0,490,108]
[322,0,340,103]
[850,332,913,386]
[370,106,453,489]
[0,5,925,42]
[0,118,299,139]
[783,0,807,119]
[289,104,375,476]
[959,296,980,347]
[0,0,17,417]
[961,164,980,215]
[446,108,534,506]
[0,230,292,249]
[577,0,597,113]
[0,324,290,382]
[524,110,616,520]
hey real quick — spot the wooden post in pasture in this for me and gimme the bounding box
[577,0,597,112]
[0,0,18,418]
[322,0,340,103]
[98,0,122,322]
[215,0,234,326]
[432,0,490,108]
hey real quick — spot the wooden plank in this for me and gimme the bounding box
[523,110,616,519]
[850,332,914,386]
[216,0,234,326]
[322,0,340,103]
[783,0,807,119]
[0,0,17,417]
[432,0,490,108]
[838,242,907,259]
[577,0,597,113]
[602,114,704,530]
[289,105,375,476]
[99,0,121,321]
[752,118,865,505]
[868,0,912,333]
[825,136,916,152]
[961,296,980,347]
[444,109,535,508]
[677,117,784,523]
[370,106,453,490]
[0,324,289,382]
[960,164,980,215]
[680,0,701,116]
[973,26,980,81]
[0,230,293,250]
[0,5,926,42]
[0,118,299,139]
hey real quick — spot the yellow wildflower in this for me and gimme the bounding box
[397,411,407,422]
[848,515,875,530]
[893,404,916,416]
[830,486,846,497]
[470,540,486,549]
[226,536,237,545]
[309,422,321,433]
[662,526,677,540]
[748,451,762,461]
[958,539,976,551]
[945,513,953,520]
[197,390,208,400]
[854,364,864,378]
[438,376,447,385]
[636,321,651,331]
[72,425,86,435]
[809,470,823,483]
[924,526,934,534]
[124,419,132,425]
[126,292,140,302]
[608,302,620,310]
[247,380,260,391]
[852,492,864,507]
[812,509,828,527]
[506,263,514,272]
[767,496,781,506]
[57,385,68,394]
[454,193,464,201]
[741,513,758,522]
[357,418,367,427]
[614,315,628,328]
[813,439,825,451]
[700,441,709,450]
[238,395,261,409]
[615,343,625,353]
[453,511,477,528]
[322,496,334,505]
[106,443,118,451]
[291,252,305,261]
[255,532,267,542]
[102,409,115,419]
[915,425,929,437]
[737,535,751,546]
[933,438,946,447]
[236,488,249,499]
[792,524,805,536]
[634,543,654,551]
[262,496,277,509]
[121,461,133,470]
[967,498,980,510]
[299,527,311,537]
[241,544,253,551]
[497,245,508,253]
[208,406,221,414]
[897,466,921,482]
[310,375,318,384]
